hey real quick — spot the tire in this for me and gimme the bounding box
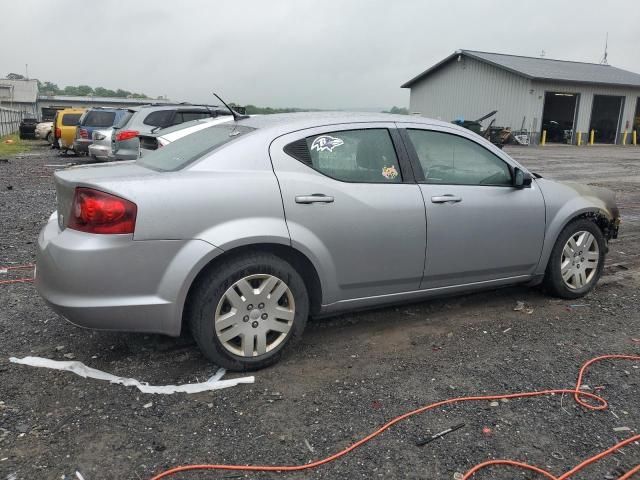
[543,219,606,299]
[46,132,53,144]
[188,253,309,371]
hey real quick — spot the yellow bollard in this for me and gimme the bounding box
[589,129,595,145]
[634,130,637,146]
[577,131,582,146]
[541,130,546,146]
[622,130,628,145]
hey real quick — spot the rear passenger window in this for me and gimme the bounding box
[143,110,175,128]
[406,130,512,186]
[284,129,402,183]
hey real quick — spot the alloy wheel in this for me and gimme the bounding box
[560,231,600,290]
[214,274,295,357]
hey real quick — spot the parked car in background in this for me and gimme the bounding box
[73,108,128,155]
[53,108,86,152]
[36,112,620,371]
[138,115,234,156]
[88,129,113,161]
[110,104,232,160]
[35,122,54,143]
[18,117,39,139]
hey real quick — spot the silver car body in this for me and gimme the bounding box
[36,112,619,336]
[88,128,113,161]
[110,105,232,161]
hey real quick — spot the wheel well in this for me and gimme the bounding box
[571,211,617,240]
[183,243,323,328]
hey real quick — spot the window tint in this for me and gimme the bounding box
[82,111,116,127]
[179,111,210,123]
[114,110,134,128]
[406,130,511,186]
[285,129,402,183]
[137,124,254,171]
[61,113,82,126]
[143,110,175,127]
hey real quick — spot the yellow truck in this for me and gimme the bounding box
[53,108,86,152]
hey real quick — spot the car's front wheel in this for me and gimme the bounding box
[188,253,309,371]
[544,219,606,299]
[46,132,53,144]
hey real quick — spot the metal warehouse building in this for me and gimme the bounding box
[402,50,640,145]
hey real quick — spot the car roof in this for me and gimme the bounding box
[234,111,455,135]
[59,108,86,114]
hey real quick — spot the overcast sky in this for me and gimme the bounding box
[2,0,639,109]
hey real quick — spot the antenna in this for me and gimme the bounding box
[212,92,249,121]
[600,32,609,65]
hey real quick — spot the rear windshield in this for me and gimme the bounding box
[114,110,135,129]
[82,111,116,127]
[137,124,254,171]
[61,114,82,126]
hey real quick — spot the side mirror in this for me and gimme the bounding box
[513,167,532,188]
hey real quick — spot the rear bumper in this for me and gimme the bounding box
[36,217,221,336]
[73,139,92,153]
[88,144,110,161]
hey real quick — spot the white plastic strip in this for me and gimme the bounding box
[9,356,254,394]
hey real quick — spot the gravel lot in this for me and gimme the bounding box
[0,142,638,480]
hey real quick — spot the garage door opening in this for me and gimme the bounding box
[634,97,640,133]
[541,92,579,143]
[589,95,624,144]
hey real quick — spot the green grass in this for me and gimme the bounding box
[0,133,32,157]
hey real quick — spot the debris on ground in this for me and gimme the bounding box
[9,356,254,394]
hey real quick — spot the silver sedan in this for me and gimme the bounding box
[36,112,620,370]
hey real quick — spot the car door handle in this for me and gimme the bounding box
[431,195,462,203]
[295,194,335,204]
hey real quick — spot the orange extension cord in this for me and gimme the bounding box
[149,354,640,480]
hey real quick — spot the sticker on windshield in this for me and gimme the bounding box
[382,165,398,180]
[310,135,344,153]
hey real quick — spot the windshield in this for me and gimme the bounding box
[137,123,254,171]
[82,111,117,127]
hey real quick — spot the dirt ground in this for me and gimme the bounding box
[0,142,639,480]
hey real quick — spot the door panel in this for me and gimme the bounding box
[418,183,545,288]
[269,123,426,304]
[397,123,546,288]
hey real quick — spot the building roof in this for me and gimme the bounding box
[0,79,38,103]
[401,50,640,89]
[36,94,174,105]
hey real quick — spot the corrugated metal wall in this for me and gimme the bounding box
[408,57,535,130]
[408,56,640,144]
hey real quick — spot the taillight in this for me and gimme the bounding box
[68,187,137,234]
[55,127,61,138]
[115,130,139,142]
[78,128,89,139]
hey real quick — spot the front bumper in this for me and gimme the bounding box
[36,216,221,336]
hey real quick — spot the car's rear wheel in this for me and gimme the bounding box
[46,132,53,144]
[188,253,308,371]
[543,219,605,299]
